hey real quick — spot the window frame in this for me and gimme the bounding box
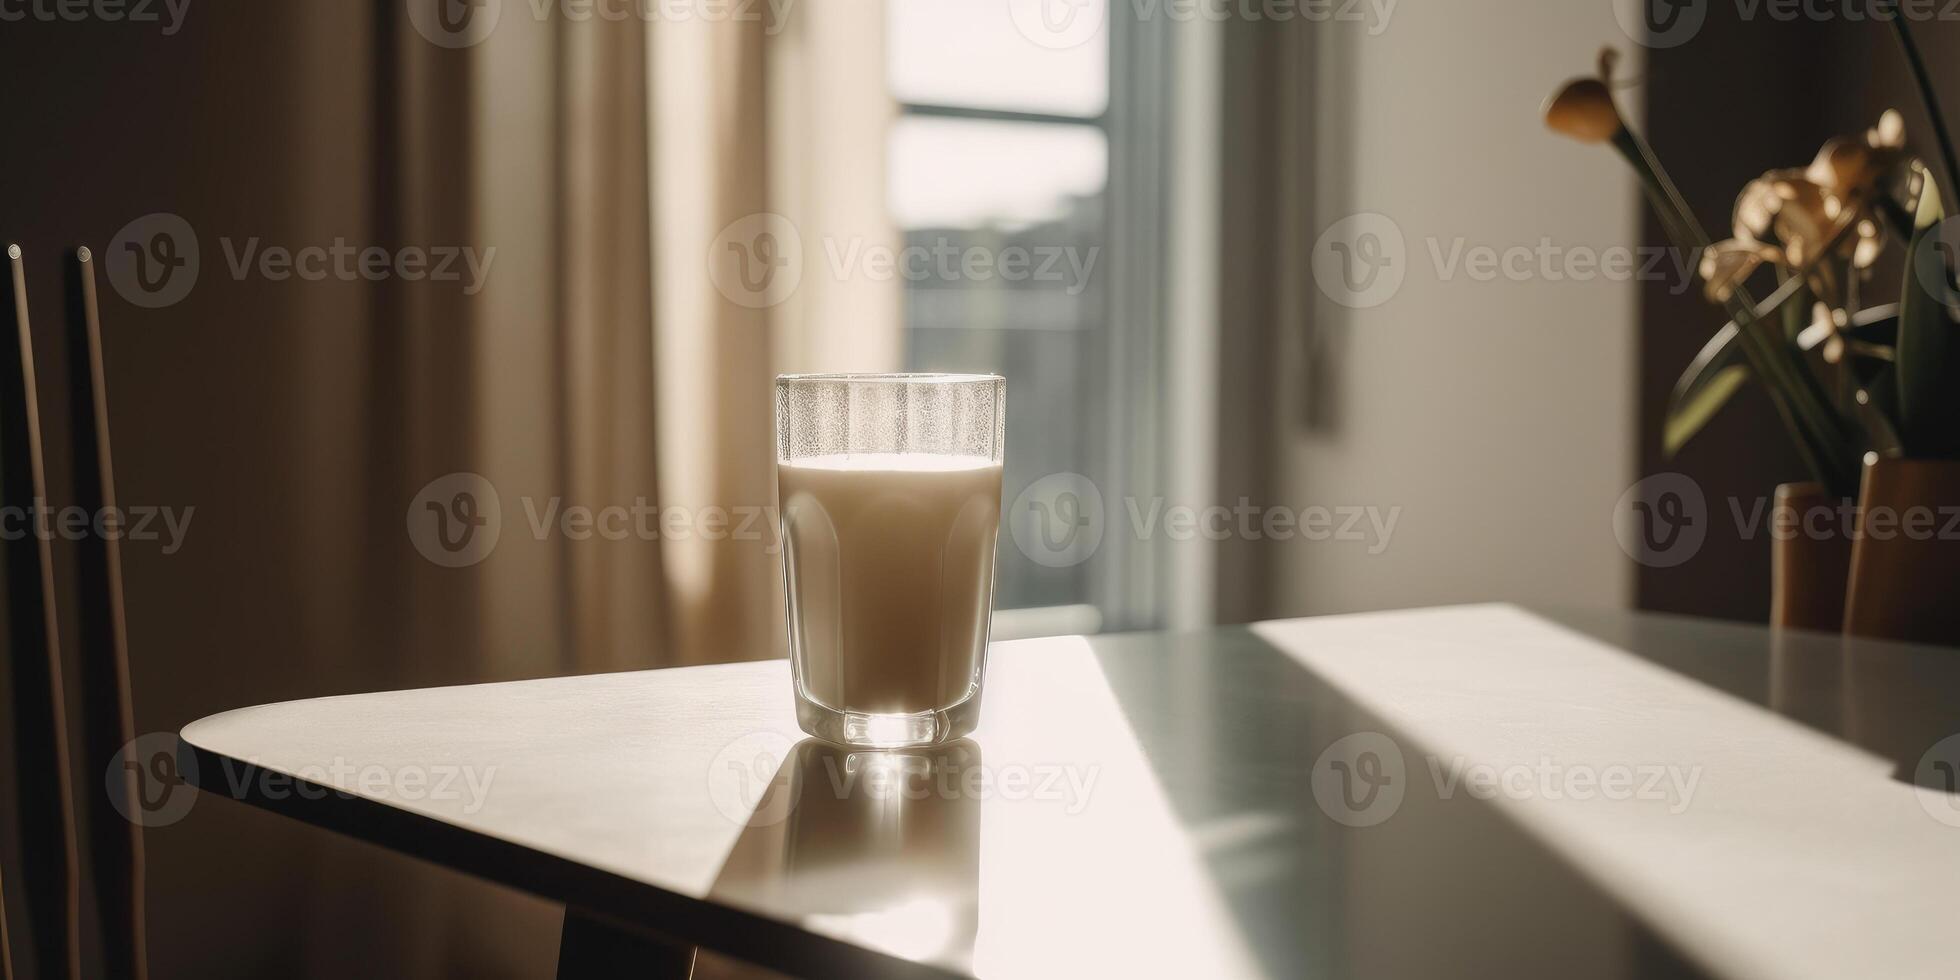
[890,7,1185,636]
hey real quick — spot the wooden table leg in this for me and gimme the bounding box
[555,907,696,980]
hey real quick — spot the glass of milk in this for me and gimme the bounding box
[775,374,1005,747]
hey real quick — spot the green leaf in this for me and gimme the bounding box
[1665,363,1750,457]
[1835,310,1905,450]
[1916,159,1946,230]
[1664,321,1746,456]
[1897,220,1957,455]
[1662,274,1814,457]
[1858,373,1905,456]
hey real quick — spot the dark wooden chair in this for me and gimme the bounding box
[0,867,11,980]
[1,245,148,980]
[2,241,81,980]
[65,248,149,980]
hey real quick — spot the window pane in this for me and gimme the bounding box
[886,116,1108,611]
[889,117,1106,230]
[886,0,1108,118]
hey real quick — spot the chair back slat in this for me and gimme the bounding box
[1,862,13,980]
[65,248,148,980]
[1,244,82,980]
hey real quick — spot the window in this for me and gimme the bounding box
[885,2,1136,636]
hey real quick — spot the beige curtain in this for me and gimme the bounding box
[301,5,899,976]
[650,3,901,665]
[472,6,668,678]
[284,6,637,975]
[0,2,896,976]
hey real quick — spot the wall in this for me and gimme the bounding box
[1259,1,1641,618]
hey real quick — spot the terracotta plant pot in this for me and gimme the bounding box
[1844,457,1960,646]
[1769,481,1852,632]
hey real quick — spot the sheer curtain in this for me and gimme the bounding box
[410,4,901,971]
[108,2,899,976]
[648,2,901,666]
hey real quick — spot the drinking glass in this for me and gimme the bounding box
[775,373,1006,747]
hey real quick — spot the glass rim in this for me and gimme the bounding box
[776,372,1002,386]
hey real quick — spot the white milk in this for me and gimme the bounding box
[779,453,1003,716]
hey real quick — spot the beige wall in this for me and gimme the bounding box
[1269,2,1640,616]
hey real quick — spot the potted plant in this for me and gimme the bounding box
[1544,25,1960,645]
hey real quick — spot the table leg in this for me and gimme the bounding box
[555,907,697,980]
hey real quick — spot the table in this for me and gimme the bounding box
[178,605,1960,980]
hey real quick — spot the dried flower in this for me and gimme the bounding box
[1543,49,1626,145]
[1700,111,1918,307]
[1807,110,1908,197]
[1699,171,1840,303]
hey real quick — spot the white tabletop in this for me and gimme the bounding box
[180,604,1960,979]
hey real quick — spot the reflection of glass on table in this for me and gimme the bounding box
[710,739,983,972]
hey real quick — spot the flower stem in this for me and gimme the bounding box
[1610,127,1857,494]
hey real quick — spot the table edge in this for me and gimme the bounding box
[175,732,967,980]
